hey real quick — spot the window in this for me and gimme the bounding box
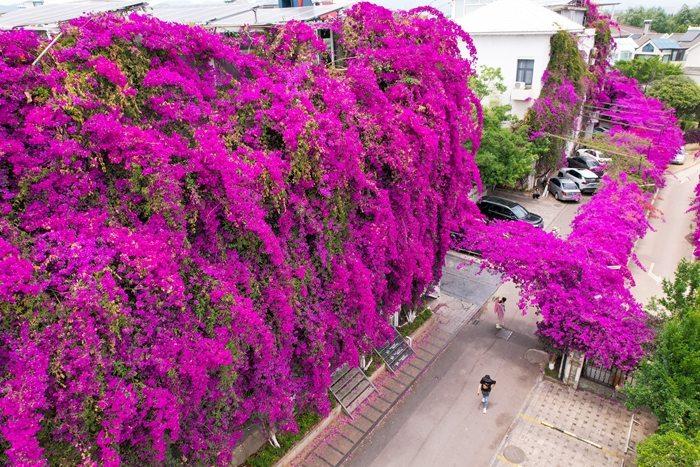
[551,179,561,187]
[641,43,654,53]
[620,51,633,61]
[510,205,528,219]
[516,59,535,86]
[671,49,685,61]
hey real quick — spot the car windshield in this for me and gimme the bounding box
[511,205,528,219]
[582,157,599,166]
[561,180,577,189]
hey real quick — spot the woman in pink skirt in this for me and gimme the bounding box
[494,297,506,329]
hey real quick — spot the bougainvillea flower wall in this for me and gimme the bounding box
[0,5,483,464]
[0,0,688,464]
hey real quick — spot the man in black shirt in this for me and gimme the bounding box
[477,374,496,413]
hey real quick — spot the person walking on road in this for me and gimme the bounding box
[478,375,496,414]
[493,297,506,329]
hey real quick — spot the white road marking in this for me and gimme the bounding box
[647,263,662,283]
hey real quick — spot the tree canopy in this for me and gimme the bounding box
[617,5,700,33]
[647,74,700,123]
[615,57,683,85]
[476,105,543,188]
[625,260,700,458]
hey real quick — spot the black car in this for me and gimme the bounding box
[567,155,605,176]
[476,196,544,228]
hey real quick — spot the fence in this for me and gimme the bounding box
[581,359,635,389]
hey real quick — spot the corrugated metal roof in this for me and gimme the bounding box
[0,5,21,15]
[150,3,255,25]
[0,0,145,30]
[209,3,350,29]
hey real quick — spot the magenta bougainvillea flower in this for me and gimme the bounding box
[0,1,687,464]
[0,6,482,464]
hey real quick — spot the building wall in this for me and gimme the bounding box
[684,45,700,68]
[466,33,552,118]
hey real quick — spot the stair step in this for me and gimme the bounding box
[329,365,375,415]
[346,384,376,414]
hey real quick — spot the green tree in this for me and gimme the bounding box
[625,260,700,436]
[618,7,676,33]
[637,431,700,467]
[476,105,543,188]
[647,74,700,123]
[470,65,507,101]
[615,57,683,85]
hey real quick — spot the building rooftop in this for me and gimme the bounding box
[456,0,584,35]
[0,0,146,30]
[639,36,685,50]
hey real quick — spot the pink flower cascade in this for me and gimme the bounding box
[0,6,482,465]
[459,176,654,371]
[693,179,700,257]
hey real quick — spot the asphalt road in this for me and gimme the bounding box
[630,160,700,306]
[344,194,583,467]
[342,163,699,466]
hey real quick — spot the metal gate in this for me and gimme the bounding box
[582,359,635,388]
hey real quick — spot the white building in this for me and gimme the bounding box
[455,0,590,118]
[611,36,637,64]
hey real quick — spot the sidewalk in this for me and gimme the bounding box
[492,379,656,467]
[288,254,502,466]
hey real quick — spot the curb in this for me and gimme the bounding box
[274,311,438,467]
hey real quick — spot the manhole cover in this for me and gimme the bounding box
[525,349,549,365]
[503,445,526,464]
[496,328,513,340]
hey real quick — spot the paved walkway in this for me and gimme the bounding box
[290,255,501,466]
[492,380,656,467]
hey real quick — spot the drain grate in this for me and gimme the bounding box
[471,319,480,325]
[496,328,513,340]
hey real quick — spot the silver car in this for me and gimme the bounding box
[577,148,612,164]
[671,151,686,165]
[557,168,600,194]
[548,177,582,202]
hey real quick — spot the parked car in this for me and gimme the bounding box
[548,177,582,202]
[671,151,686,165]
[576,148,611,163]
[557,168,600,194]
[476,196,544,228]
[593,125,610,135]
[567,155,605,176]
[424,283,440,299]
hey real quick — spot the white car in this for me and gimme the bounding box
[671,151,686,165]
[577,148,612,164]
[557,168,600,194]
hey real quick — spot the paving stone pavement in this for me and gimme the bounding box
[492,380,656,467]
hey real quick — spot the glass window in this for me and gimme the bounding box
[551,179,560,187]
[516,59,535,85]
[642,43,654,53]
[672,49,685,61]
[510,205,528,219]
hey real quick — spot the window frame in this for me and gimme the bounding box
[515,58,535,87]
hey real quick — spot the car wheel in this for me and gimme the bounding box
[555,192,560,201]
